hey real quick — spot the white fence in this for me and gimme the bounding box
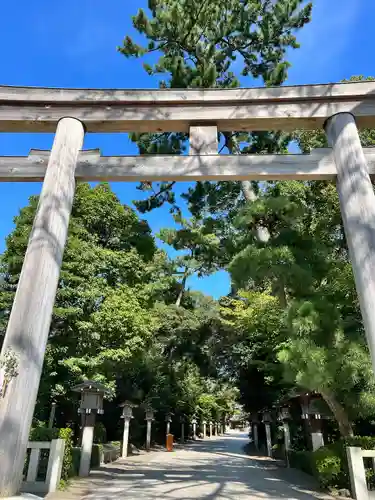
[22,439,65,495]
[347,446,375,500]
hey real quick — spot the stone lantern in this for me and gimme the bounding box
[262,411,272,457]
[165,412,173,435]
[202,419,207,439]
[278,407,291,422]
[191,416,198,440]
[250,413,259,450]
[209,420,213,438]
[180,415,186,443]
[278,406,291,463]
[72,380,109,477]
[144,406,155,451]
[119,401,136,458]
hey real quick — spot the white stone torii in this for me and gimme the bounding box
[1,81,375,497]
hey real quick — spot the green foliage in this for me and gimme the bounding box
[29,424,59,442]
[120,0,312,87]
[312,444,343,489]
[90,444,101,468]
[94,422,107,444]
[290,437,375,491]
[72,447,81,476]
[345,436,375,449]
[58,428,74,481]
[158,215,221,305]
[29,424,74,481]
[118,0,311,217]
[217,291,289,413]
[288,449,314,476]
[1,181,240,448]
[1,183,169,415]
[224,123,375,432]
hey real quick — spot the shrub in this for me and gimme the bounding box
[312,443,343,489]
[288,450,314,476]
[94,422,107,444]
[91,444,102,468]
[289,436,375,492]
[58,428,74,481]
[72,447,81,476]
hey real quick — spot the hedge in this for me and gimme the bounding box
[288,449,315,477]
[73,441,122,470]
[288,436,375,491]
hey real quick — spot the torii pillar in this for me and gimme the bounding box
[325,113,375,376]
[0,117,85,497]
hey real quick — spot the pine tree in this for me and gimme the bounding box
[119,0,312,217]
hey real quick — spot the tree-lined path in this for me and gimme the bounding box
[53,432,332,500]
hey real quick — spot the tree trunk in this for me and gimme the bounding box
[241,180,257,202]
[175,270,188,307]
[321,390,354,437]
[271,278,287,308]
[240,180,270,243]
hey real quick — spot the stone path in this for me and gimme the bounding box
[54,432,334,500]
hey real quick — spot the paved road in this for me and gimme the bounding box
[76,432,332,500]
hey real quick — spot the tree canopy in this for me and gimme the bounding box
[2,3,375,450]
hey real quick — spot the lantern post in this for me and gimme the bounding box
[191,416,197,440]
[120,401,136,458]
[202,419,207,439]
[165,412,173,435]
[145,407,155,451]
[279,407,291,466]
[180,415,186,443]
[250,413,259,450]
[72,380,109,477]
[263,411,272,457]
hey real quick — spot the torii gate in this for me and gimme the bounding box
[1,81,375,495]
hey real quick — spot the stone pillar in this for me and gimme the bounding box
[325,113,375,374]
[165,413,173,435]
[46,438,66,493]
[145,408,154,452]
[203,421,207,439]
[180,416,185,443]
[146,419,152,451]
[79,413,96,477]
[192,418,197,440]
[253,423,259,450]
[120,402,134,459]
[73,381,108,477]
[0,117,85,497]
[347,446,368,500]
[284,422,291,449]
[279,407,291,466]
[209,421,213,437]
[181,422,185,443]
[311,431,324,451]
[122,418,131,458]
[48,402,57,429]
[310,418,324,451]
[265,423,272,457]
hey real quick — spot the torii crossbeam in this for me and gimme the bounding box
[1,81,375,496]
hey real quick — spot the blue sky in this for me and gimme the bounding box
[0,0,374,299]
